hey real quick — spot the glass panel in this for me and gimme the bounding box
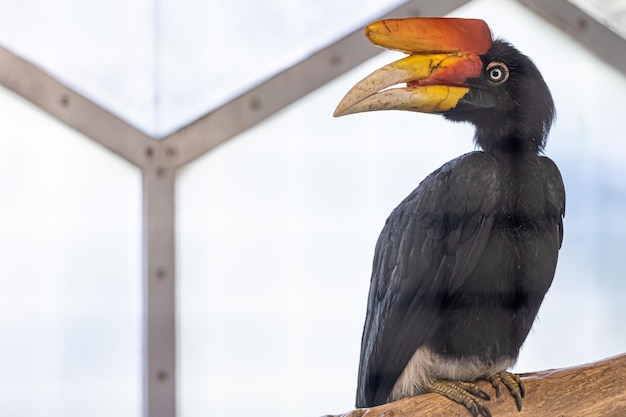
[157,0,406,136]
[179,1,626,416]
[0,86,143,417]
[0,0,404,137]
[0,0,156,135]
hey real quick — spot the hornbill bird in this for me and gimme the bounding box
[334,18,565,417]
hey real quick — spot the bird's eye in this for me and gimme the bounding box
[486,62,509,84]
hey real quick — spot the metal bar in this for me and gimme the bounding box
[0,46,152,167]
[518,0,626,74]
[143,142,177,417]
[165,0,472,167]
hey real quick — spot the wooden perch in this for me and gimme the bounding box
[325,353,626,417]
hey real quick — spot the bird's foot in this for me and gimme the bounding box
[426,379,492,417]
[486,371,525,411]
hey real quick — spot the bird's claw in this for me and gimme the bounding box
[456,380,491,401]
[427,373,525,417]
[427,379,492,417]
[486,371,525,411]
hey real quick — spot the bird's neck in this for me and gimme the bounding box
[476,132,541,156]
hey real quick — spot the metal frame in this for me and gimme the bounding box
[519,0,626,74]
[0,1,623,416]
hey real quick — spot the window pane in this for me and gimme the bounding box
[157,0,406,136]
[0,86,142,417]
[178,2,626,416]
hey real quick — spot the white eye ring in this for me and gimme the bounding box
[486,62,509,84]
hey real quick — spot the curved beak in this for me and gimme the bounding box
[334,18,492,117]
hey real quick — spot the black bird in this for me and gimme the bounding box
[334,18,565,417]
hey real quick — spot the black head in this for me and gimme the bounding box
[444,40,555,153]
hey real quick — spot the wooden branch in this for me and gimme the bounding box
[325,353,626,417]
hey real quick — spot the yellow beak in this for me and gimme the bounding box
[334,18,492,117]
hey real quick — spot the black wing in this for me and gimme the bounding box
[356,151,502,407]
[540,155,565,248]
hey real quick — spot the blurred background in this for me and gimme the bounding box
[1,0,625,416]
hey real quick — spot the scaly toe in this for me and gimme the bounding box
[427,379,493,417]
[486,371,524,411]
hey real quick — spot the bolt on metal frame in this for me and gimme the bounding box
[0,1,623,416]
